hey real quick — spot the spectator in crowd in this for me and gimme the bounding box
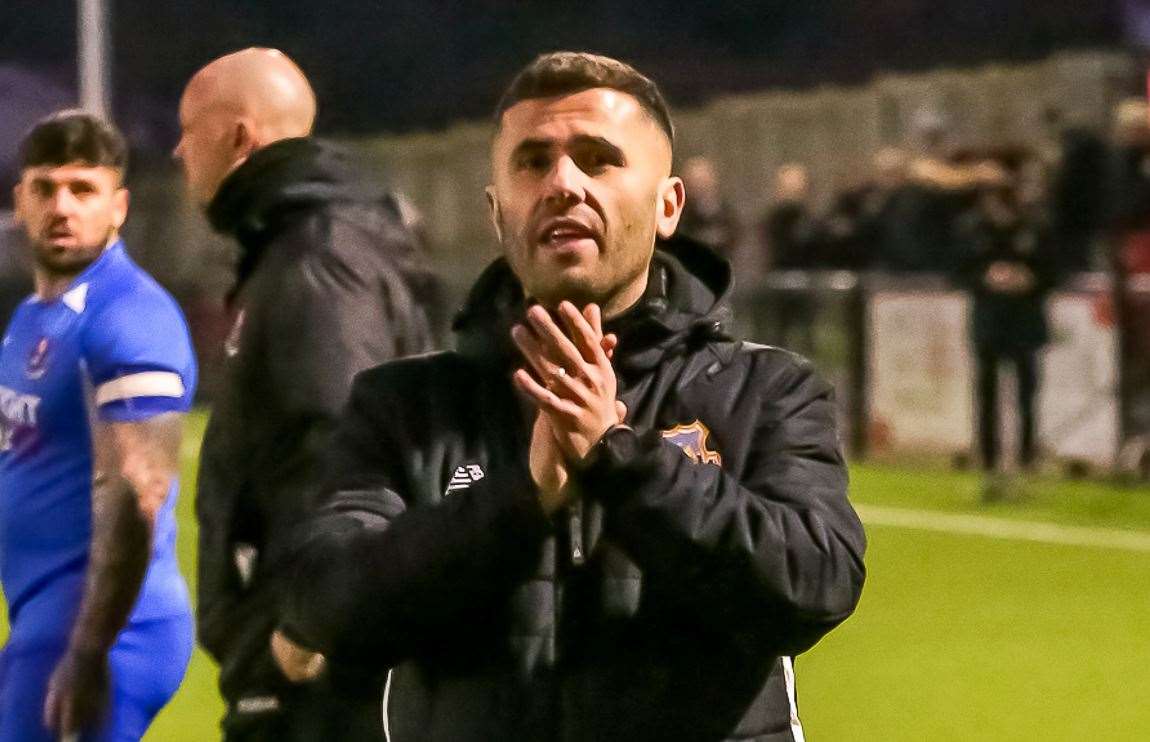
[1109,98,1150,273]
[1108,96,1150,454]
[1015,153,1050,221]
[762,162,817,270]
[862,147,911,221]
[677,155,740,259]
[761,162,818,353]
[841,147,917,271]
[1043,108,1109,273]
[954,166,1059,500]
[877,110,1004,273]
[814,180,879,271]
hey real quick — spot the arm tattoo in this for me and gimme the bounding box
[67,413,183,656]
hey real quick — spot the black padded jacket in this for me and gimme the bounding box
[284,237,865,741]
[196,137,436,709]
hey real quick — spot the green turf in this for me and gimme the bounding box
[798,527,1150,740]
[849,462,1150,531]
[3,411,1148,740]
[146,410,224,740]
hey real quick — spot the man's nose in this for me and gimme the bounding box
[48,188,78,214]
[544,156,586,206]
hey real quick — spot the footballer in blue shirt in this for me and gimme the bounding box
[0,111,196,740]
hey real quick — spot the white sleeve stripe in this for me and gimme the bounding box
[95,371,185,406]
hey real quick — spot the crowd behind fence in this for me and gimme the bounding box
[735,272,1128,473]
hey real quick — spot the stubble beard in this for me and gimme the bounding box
[510,233,601,309]
[32,228,113,280]
[503,229,652,317]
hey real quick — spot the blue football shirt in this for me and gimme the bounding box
[0,241,196,651]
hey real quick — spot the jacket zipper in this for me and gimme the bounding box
[568,498,585,566]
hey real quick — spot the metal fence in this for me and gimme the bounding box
[734,270,1142,473]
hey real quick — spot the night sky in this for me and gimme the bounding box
[0,1,1124,140]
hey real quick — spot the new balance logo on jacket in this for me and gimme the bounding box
[446,464,485,494]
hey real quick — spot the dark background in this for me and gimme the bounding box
[0,0,1124,139]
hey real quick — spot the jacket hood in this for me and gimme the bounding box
[208,137,388,237]
[454,234,733,377]
[208,137,399,287]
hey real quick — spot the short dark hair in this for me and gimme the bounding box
[495,52,674,145]
[19,110,128,173]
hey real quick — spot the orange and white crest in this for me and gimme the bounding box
[661,420,722,465]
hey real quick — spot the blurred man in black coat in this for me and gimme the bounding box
[955,172,1059,498]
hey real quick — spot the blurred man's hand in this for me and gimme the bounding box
[270,630,326,683]
[44,647,110,736]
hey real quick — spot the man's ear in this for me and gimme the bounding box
[11,184,23,225]
[485,185,503,243]
[655,176,685,239]
[233,118,259,161]
[110,187,130,231]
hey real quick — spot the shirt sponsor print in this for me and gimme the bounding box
[0,384,41,452]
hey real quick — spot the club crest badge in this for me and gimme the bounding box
[661,420,722,465]
[25,338,50,380]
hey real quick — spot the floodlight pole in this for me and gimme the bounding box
[77,0,111,120]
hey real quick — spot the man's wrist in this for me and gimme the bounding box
[580,423,640,470]
[538,478,577,516]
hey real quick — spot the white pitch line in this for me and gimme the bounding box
[856,504,1150,553]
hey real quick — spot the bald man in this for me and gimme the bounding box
[176,48,316,206]
[176,48,436,741]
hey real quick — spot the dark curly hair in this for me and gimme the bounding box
[20,109,128,174]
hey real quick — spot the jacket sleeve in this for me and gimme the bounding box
[575,353,866,655]
[279,369,551,665]
[194,420,248,662]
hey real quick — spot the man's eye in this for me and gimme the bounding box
[577,151,617,173]
[517,154,551,172]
